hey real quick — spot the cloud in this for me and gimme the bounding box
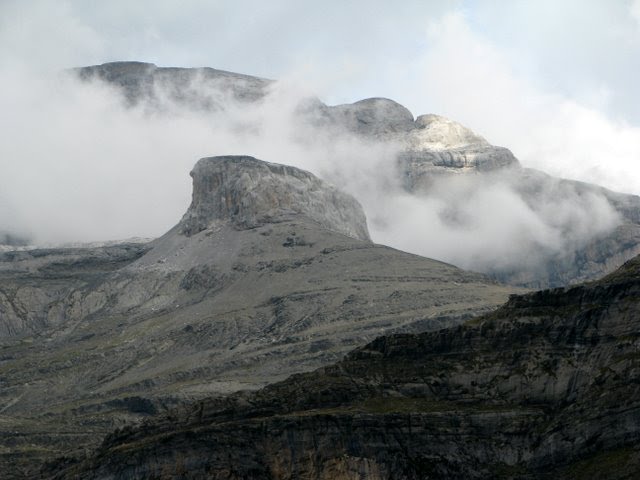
[368,171,621,275]
[0,0,105,72]
[0,60,622,283]
[631,0,640,27]
[0,0,636,285]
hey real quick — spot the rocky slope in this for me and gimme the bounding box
[70,62,640,288]
[0,156,517,477]
[47,255,640,479]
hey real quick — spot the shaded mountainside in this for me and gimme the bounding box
[71,62,640,289]
[0,157,517,477]
[46,256,640,480]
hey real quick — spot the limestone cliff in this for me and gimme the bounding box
[178,156,370,241]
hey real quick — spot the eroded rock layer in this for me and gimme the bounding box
[50,256,640,479]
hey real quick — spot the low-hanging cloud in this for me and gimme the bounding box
[0,64,624,281]
[0,0,637,281]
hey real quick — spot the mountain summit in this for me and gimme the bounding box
[179,156,370,241]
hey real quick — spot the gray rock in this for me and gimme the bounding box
[179,155,371,242]
[398,145,520,189]
[310,97,416,137]
[50,255,640,479]
[75,61,272,109]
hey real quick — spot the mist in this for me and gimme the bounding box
[1,0,639,277]
[0,62,625,278]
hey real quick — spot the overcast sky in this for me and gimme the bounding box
[1,0,640,244]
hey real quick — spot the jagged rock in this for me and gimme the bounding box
[50,256,640,479]
[178,155,371,241]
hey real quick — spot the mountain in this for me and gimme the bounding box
[68,62,640,289]
[47,254,640,480]
[4,61,639,477]
[74,61,272,108]
[0,156,517,477]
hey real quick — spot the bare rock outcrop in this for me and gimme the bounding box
[71,61,640,288]
[75,61,272,108]
[178,155,371,241]
[310,97,416,137]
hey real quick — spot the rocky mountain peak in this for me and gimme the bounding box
[408,113,489,151]
[75,61,272,107]
[178,155,371,241]
[328,97,416,136]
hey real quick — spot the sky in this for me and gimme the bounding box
[1,0,640,258]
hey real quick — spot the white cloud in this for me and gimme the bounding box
[0,0,104,71]
[631,0,640,27]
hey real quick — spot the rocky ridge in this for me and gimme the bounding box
[0,156,518,477]
[75,61,271,109]
[47,255,640,479]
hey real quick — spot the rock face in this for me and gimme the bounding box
[0,243,149,337]
[0,156,518,478]
[50,256,640,479]
[179,156,370,241]
[399,113,520,181]
[313,96,640,289]
[310,97,416,137]
[75,61,272,108]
